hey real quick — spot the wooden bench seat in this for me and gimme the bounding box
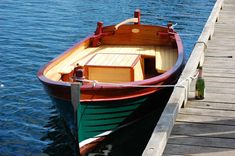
[155,47,178,73]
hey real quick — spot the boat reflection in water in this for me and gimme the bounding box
[40,106,78,156]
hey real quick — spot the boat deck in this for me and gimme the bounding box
[47,45,178,81]
[64,45,177,72]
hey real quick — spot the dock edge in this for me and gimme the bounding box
[142,0,224,155]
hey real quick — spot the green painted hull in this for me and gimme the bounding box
[50,87,174,155]
[51,95,150,143]
[77,96,148,142]
[51,87,172,145]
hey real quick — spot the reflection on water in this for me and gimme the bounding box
[41,107,78,156]
[87,111,161,156]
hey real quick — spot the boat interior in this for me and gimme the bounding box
[42,9,181,84]
[44,45,178,83]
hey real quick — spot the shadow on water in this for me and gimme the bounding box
[41,88,173,156]
[87,88,173,156]
[40,107,77,156]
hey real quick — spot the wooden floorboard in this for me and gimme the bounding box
[163,0,235,155]
[168,135,235,149]
[204,77,235,83]
[191,87,235,94]
[179,107,235,118]
[202,81,235,88]
[176,114,235,126]
[203,67,235,74]
[186,101,235,110]
[171,122,235,139]
[188,92,235,103]
[164,144,235,156]
[203,63,235,69]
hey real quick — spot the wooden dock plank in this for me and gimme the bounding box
[171,122,235,139]
[168,135,235,149]
[203,67,235,74]
[204,72,235,79]
[186,101,235,111]
[202,81,235,88]
[206,81,235,89]
[177,114,235,126]
[204,59,235,66]
[164,144,235,156]
[204,87,235,94]
[189,79,235,93]
[188,92,235,103]
[204,77,235,83]
[203,63,235,69]
[178,107,235,118]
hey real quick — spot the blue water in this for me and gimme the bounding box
[0,0,215,155]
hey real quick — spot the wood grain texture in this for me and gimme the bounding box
[163,0,235,155]
[84,53,142,82]
[102,25,169,46]
[86,53,140,67]
[47,44,177,81]
[143,0,234,155]
[87,67,131,83]
[164,143,235,156]
[155,47,177,73]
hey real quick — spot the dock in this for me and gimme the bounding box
[143,0,235,155]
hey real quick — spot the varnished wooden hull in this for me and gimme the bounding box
[40,67,182,102]
[37,11,185,154]
[38,25,184,102]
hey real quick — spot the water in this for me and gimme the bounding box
[0,0,215,155]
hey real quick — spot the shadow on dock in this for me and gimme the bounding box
[165,116,235,155]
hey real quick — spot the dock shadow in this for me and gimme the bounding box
[165,117,235,155]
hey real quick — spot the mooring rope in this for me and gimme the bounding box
[75,71,199,89]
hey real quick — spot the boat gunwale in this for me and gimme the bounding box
[37,24,184,101]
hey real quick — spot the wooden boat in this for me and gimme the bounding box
[37,10,184,154]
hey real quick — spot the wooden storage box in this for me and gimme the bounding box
[84,53,144,83]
